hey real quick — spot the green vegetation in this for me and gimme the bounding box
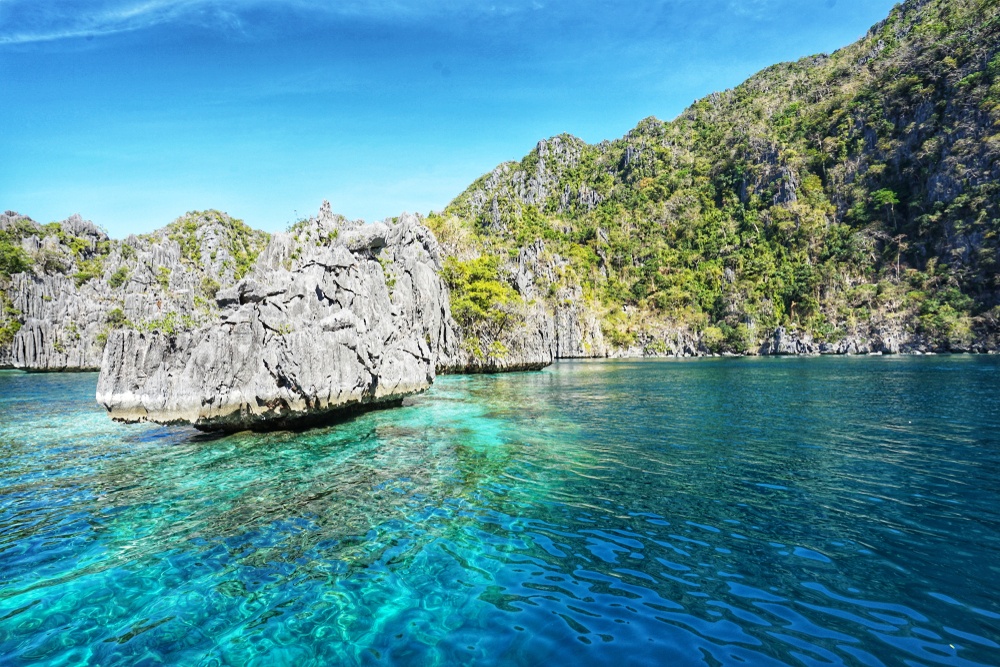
[95,309,134,347]
[108,267,130,289]
[2,215,115,285]
[0,210,270,352]
[376,254,397,290]
[200,277,221,299]
[0,240,30,278]
[95,307,133,347]
[0,219,37,278]
[441,255,522,331]
[437,0,1000,351]
[73,257,105,287]
[438,254,526,358]
[168,215,203,265]
[141,312,198,336]
[212,211,269,280]
[155,267,171,291]
[105,308,130,327]
[4,1,999,358]
[0,318,22,346]
[286,216,311,233]
[0,295,21,346]
[163,210,270,281]
[35,249,69,275]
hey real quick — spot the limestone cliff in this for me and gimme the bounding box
[96,206,458,431]
[0,210,268,371]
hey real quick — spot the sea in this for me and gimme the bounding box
[1,356,998,666]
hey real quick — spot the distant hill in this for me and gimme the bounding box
[429,0,1000,361]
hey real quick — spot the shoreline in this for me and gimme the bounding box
[3,347,997,376]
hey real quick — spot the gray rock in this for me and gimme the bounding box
[437,299,554,374]
[553,303,593,358]
[432,237,556,373]
[759,327,819,355]
[0,210,269,371]
[97,208,457,431]
[553,289,607,358]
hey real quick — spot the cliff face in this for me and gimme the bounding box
[97,206,457,431]
[0,210,269,370]
[430,0,1000,360]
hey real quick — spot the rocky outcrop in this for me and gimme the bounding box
[453,134,610,233]
[2,213,111,369]
[97,207,457,431]
[437,300,554,374]
[754,322,1000,356]
[553,290,607,359]
[758,327,819,356]
[435,0,1000,361]
[433,237,555,373]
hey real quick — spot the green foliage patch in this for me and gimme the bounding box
[0,240,30,277]
[441,256,522,331]
[108,267,130,289]
[73,257,105,287]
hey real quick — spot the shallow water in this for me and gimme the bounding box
[1,356,999,666]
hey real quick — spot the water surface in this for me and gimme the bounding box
[1,357,999,665]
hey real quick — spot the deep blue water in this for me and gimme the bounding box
[1,356,999,666]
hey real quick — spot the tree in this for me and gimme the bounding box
[871,189,900,228]
[0,241,31,277]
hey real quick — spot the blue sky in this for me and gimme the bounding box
[1,0,898,238]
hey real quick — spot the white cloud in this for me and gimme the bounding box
[1,0,194,44]
[0,0,546,45]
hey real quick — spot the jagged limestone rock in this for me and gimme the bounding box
[97,208,458,431]
[436,300,554,374]
[758,327,819,356]
[433,237,556,373]
[0,210,269,371]
[553,288,607,359]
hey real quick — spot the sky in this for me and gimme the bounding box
[1,0,899,238]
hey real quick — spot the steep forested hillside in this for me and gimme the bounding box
[429,0,1000,359]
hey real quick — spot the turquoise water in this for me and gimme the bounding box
[1,357,999,666]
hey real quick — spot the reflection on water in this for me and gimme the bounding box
[0,358,999,666]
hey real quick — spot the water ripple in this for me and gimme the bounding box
[1,358,999,665]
